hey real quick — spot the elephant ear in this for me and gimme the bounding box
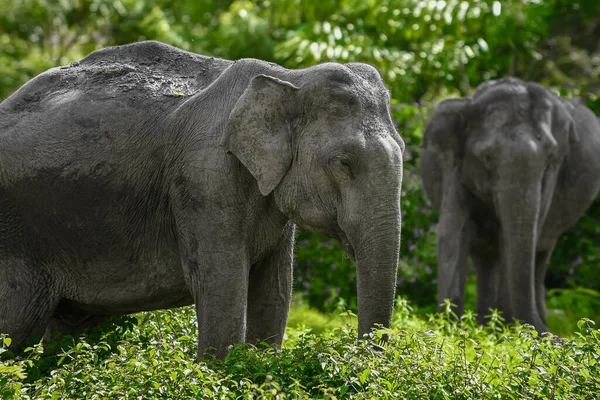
[222,75,300,196]
[422,98,471,162]
[551,97,579,145]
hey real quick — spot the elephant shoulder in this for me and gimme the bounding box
[560,98,600,140]
[553,99,600,207]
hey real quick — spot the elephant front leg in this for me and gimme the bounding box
[177,230,250,359]
[534,245,555,327]
[436,179,471,316]
[171,176,253,358]
[471,253,500,325]
[437,225,470,315]
[246,223,294,347]
[188,252,249,358]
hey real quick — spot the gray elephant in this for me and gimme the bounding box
[421,77,600,331]
[0,41,404,358]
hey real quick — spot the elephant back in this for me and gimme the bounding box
[0,41,233,115]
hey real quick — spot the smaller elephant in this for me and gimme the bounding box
[421,77,600,331]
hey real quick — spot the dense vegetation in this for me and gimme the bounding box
[1,1,600,397]
[2,303,600,399]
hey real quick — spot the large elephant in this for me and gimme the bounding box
[421,77,600,331]
[0,41,404,358]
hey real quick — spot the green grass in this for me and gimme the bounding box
[1,299,599,399]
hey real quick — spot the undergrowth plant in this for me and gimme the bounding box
[1,300,599,399]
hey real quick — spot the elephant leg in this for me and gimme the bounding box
[176,226,250,358]
[0,258,57,350]
[534,245,555,327]
[471,254,499,325]
[187,254,249,358]
[246,223,294,347]
[171,177,254,358]
[437,232,470,315]
[436,173,471,316]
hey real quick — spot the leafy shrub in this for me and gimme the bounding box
[2,302,599,399]
[546,287,600,337]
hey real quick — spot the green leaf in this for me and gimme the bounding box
[359,368,371,385]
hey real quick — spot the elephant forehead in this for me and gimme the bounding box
[475,79,528,97]
[318,79,383,104]
[354,82,393,119]
[481,93,553,127]
[476,84,530,107]
[307,67,388,105]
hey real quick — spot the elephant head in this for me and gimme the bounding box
[222,63,404,339]
[423,77,578,330]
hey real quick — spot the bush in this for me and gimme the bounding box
[2,303,599,399]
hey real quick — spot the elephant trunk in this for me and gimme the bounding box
[342,205,401,340]
[495,174,547,331]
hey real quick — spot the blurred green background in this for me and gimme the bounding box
[1,0,599,332]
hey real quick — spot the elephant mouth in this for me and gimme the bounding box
[300,221,356,262]
[336,229,356,262]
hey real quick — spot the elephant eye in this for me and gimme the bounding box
[339,158,352,173]
[337,158,353,175]
[328,156,354,184]
[330,103,352,117]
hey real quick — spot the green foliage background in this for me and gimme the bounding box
[1,0,599,316]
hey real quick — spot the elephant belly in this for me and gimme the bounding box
[1,177,196,314]
[65,252,194,315]
[49,219,195,314]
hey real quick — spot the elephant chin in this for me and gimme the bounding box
[336,229,356,262]
[292,221,356,261]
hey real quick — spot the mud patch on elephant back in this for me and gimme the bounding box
[57,62,199,99]
[6,90,43,113]
[61,41,232,98]
[2,42,232,116]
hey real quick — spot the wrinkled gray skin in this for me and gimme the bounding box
[421,78,600,332]
[0,41,404,358]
